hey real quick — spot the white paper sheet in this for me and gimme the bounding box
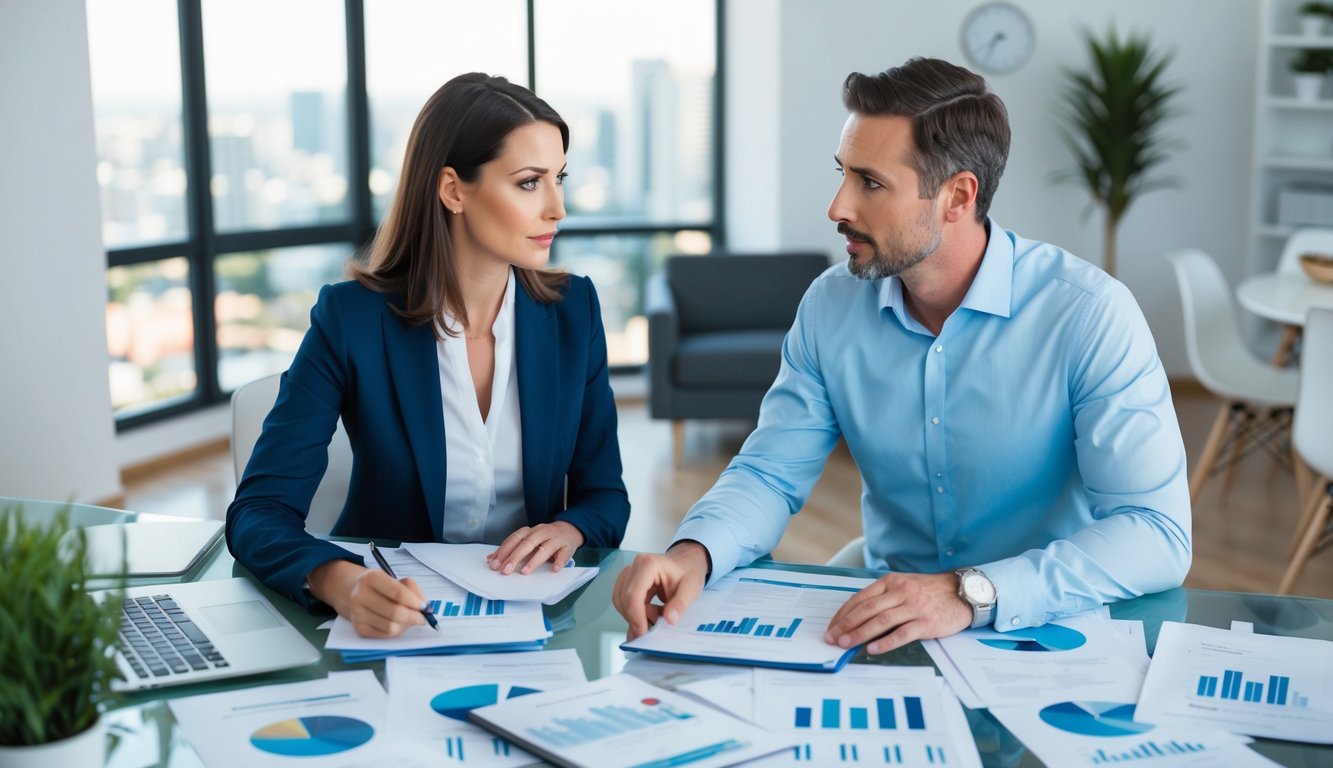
[621,568,873,671]
[468,673,795,768]
[404,542,598,604]
[325,544,550,654]
[385,649,587,766]
[746,666,981,768]
[926,609,1146,708]
[168,670,438,767]
[990,700,1277,767]
[1136,621,1333,744]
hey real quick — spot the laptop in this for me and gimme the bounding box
[99,577,321,692]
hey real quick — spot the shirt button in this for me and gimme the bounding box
[936,486,944,494]
[1011,617,1020,627]
[931,417,940,425]
[945,548,954,557]
[936,472,942,478]
[467,518,478,528]
[935,345,943,353]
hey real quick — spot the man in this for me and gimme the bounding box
[613,57,1191,655]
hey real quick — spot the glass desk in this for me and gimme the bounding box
[42,521,1321,767]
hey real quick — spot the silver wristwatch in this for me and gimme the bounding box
[955,567,996,629]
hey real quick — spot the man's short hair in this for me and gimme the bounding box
[842,58,1010,222]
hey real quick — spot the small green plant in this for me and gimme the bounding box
[0,504,124,746]
[1299,2,1332,17]
[1291,48,1333,74]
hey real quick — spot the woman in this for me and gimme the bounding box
[226,73,629,638]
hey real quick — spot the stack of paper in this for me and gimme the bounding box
[324,544,551,662]
[404,542,599,604]
[621,567,874,671]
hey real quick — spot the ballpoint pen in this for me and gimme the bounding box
[368,541,440,631]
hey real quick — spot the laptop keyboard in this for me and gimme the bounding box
[119,595,229,680]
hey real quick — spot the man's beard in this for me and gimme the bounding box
[839,212,941,280]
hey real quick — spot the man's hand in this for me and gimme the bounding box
[308,559,428,638]
[612,542,710,640]
[824,572,972,654]
[487,521,586,575]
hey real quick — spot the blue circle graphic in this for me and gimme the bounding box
[977,623,1086,652]
[430,683,542,722]
[250,715,374,756]
[1038,701,1155,737]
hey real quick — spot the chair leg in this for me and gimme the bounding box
[1278,495,1332,595]
[672,421,685,467]
[1189,404,1231,503]
[1292,450,1313,530]
[1291,476,1329,556]
[1219,409,1254,497]
[1271,324,1300,366]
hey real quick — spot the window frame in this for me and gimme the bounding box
[106,0,723,430]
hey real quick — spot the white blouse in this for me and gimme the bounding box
[436,269,525,543]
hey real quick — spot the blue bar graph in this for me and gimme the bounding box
[695,616,803,639]
[492,737,510,756]
[427,594,505,619]
[925,745,947,764]
[444,736,464,760]
[1090,739,1208,764]
[528,700,695,747]
[883,745,903,764]
[1195,670,1303,708]
[792,698,917,731]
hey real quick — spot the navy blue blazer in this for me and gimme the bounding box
[226,275,629,609]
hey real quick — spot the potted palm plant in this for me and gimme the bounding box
[0,503,123,766]
[1290,48,1333,102]
[1054,27,1182,278]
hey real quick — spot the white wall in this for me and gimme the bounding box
[727,0,1258,377]
[0,0,123,502]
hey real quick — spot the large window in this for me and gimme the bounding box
[88,0,720,426]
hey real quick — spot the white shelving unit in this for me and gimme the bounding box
[1252,0,1333,274]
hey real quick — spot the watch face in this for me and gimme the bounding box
[961,2,1035,75]
[963,572,996,604]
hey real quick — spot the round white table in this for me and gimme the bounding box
[1236,273,1333,326]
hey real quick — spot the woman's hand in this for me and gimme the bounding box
[307,559,428,638]
[487,521,586,575]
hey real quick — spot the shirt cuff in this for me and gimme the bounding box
[672,517,744,587]
[976,555,1042,631]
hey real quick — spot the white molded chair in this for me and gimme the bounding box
[826,536,866,568]
[1279,308,1333,594]
[230,373,352,533]
[1168,250,1301,503]
[1272,228,1333,364]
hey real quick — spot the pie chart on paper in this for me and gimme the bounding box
[977,623,1086,652]
[1038,701,1156,738]
[430,683,542,722]
[249,715,375,756]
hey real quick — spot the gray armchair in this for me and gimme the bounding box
[646,252,830,463]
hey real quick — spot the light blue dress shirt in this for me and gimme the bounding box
[674,221,1192,631]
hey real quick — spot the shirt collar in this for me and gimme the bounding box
[877,217,1014,324]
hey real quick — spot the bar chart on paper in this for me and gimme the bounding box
[527,697,695,747]
[425,593,505,618]
[1136,622,1333,744]
[696,616,804,638]
[756,668,981,768]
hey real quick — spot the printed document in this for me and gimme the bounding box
[924,608,1147,708]
[385,649,587,766]
[168,670,436,767]
[620,567,874,671]
[325,544,550,659]
[1136,621,1333,744]
[749,665,981,768]
[467,673,794,768]
[405,542,598,604]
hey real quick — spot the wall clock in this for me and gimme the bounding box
[961,2,1035,75]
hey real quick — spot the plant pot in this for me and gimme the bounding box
[1301,15,1326,37]
[0,718,105,768]
[1294,73,1326,102]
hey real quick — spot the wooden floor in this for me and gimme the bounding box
[119,387,1333,599]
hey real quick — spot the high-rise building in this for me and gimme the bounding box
[291,91,325,155]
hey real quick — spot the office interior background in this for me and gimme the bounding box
[3,1,1324,595]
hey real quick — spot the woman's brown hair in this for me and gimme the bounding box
[351,73,570,335]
